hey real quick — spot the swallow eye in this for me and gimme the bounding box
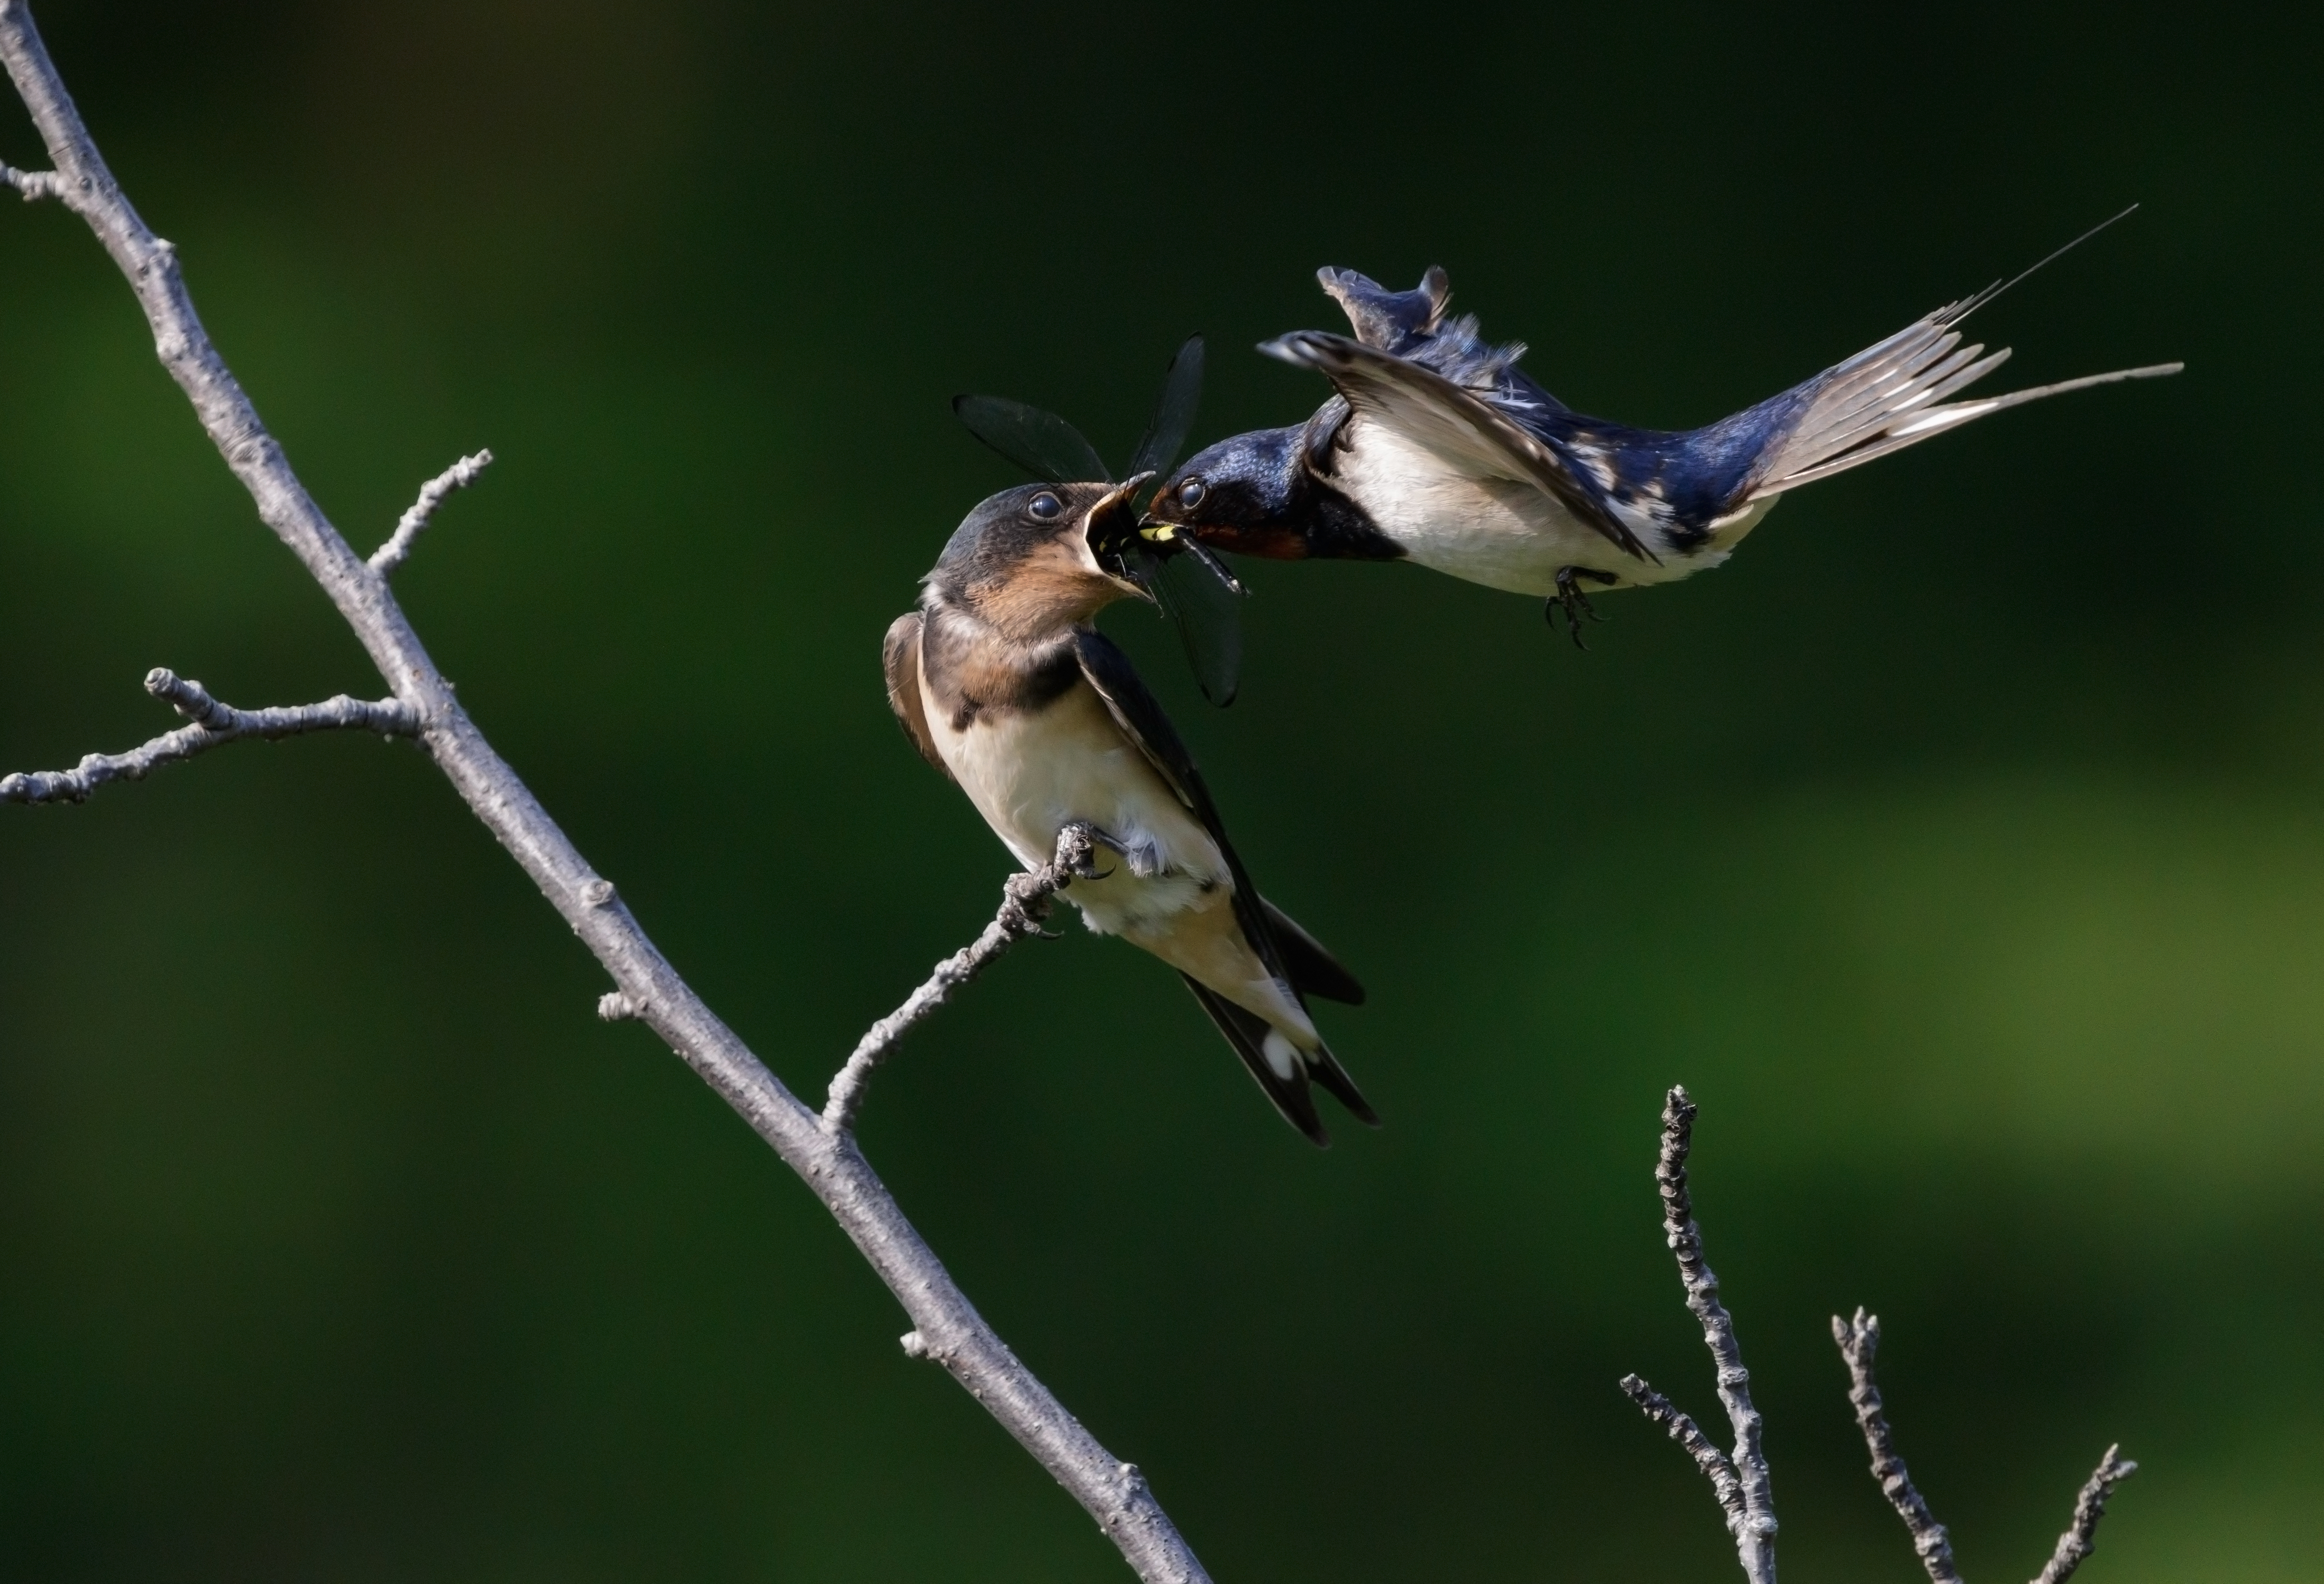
[1176,478,1206,510]
[1027,490,1062,521]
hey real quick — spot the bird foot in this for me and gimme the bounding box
[1545,567,1617,650]
[1053,821,1123,884]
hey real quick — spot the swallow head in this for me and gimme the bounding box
[930,476,1153,640]
[1142,426,1311,560]
[1144,422,1403,564]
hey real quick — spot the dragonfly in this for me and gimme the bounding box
[954,336,1249,706]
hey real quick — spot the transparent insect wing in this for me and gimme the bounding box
[952,338,1241,705]
[952,395,1112,485]
[1127,334,1205,488]
[1144,542,1244,707]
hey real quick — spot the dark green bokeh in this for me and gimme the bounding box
[2,1,2317,1577]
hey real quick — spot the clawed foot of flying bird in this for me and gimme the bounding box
[1546,567,1616,650]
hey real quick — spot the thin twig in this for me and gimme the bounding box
[1,667,419,804]
[1620,1373,1746,1527]
[0,7,1209,1579]
[1832,1308,1964,1584]
[370,449,491,574]
[2031,1447,2136,1584]
[824,824,1093,1134]
[1,156,62,200]
[1627,1086,1778,1584]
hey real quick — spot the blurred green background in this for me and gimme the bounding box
[1,1,2315,1578]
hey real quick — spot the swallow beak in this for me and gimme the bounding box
[1137,486,1184,546]
[1084,473,1159,602]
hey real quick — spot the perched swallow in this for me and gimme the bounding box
[1144,218,2182,642]
[883,477,1374,1144]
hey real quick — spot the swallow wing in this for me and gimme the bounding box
[882,612,950,779]
[1074,631,1369,1011]
[1743,308,2181,500]
[1072,629,1374,1134]
[1262,330,1654,563]
[1260,899,1364,1006]
[1317,265,1451,354]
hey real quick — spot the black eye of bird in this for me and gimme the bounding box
[1028,491,1062,521]
[1177,478,1206,509]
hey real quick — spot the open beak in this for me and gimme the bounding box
[1083,472,1158,602]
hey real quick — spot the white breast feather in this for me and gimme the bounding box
[925,672,1222,936]
[1337,422,1738,594]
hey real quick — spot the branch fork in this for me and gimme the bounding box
[1624,1088,2135,1584]
[822,823,1096,1135]
[2,666,420,805]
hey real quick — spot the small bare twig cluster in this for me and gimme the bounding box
[1625,1087,2135,1584]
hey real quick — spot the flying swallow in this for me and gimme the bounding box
[883,476,1374,1144]
[1142,214,2182,643]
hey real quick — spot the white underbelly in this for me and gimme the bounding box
[1339,427,1776,595]
[919,657,1316,1042]
[925,676,1226,936]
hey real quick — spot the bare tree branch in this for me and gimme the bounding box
[1,154,62,200]
[1619,1372,1746,1527]
[824,824,1094,1134]
[1632,1101,2142,1584]
[1833,1308,1964,1584]
[0,5,1209,1578]
[1,667,419,804]
[370,449,492,574]
[1625,1085,1779,1584]
[2031,1446,2137,1584]
[1833,1308,2137,1584]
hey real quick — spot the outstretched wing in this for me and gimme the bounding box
[1262,329,1655,563]
[1317,265,1451,355]
[881,612,950,779]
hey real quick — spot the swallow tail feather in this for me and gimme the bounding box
[1743,303,2181,502]
[1180,976,1376,1146]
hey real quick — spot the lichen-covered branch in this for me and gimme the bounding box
[2031,1446,2136,1584]
[370,449,491,574]
[1,666,419,804]
[1628,1086,1778,1584]
[824,823,1094,1134]
[0,5,1208,1578]
[1832,1308,1964,1584]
